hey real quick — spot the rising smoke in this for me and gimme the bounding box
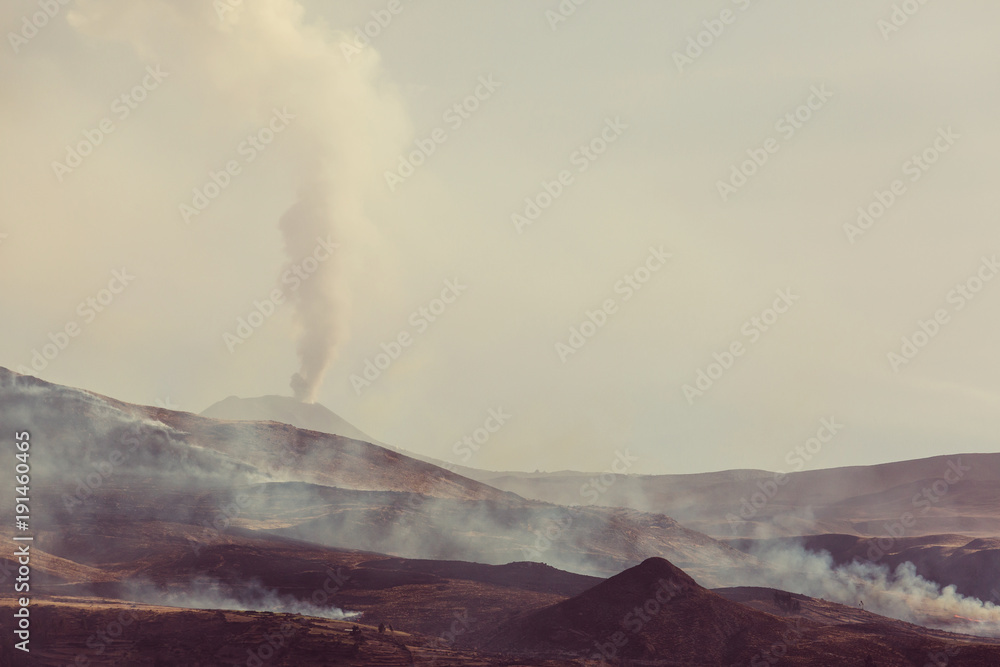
[66,0,409,403]
[280,185,346,402]
[747,541,1000,637]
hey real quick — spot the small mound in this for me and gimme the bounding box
[478,557,794,664]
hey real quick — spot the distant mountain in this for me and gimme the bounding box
[473,453,1000,539]
[201,394,378,444]
[199,394,478,472]
[209,395,999,544]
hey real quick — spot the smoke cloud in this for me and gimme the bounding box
[126,577,361,621]
[280,186,345,402]
[64,0,408,402]
[747,542,1000,637]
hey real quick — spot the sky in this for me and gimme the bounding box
[2,0,999,475]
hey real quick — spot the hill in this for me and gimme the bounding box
[0,367,755,584]
[479,558,1000,666]
[471,454,1000,539]
[201,394,379,445]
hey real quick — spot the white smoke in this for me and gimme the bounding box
[748,542,1000,637]
[279,185,347,403]
[126,578,361,621]
[66,0,409,403]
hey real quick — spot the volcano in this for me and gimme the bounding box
[201,394,378,444]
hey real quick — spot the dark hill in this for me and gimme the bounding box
[478,556,792,664]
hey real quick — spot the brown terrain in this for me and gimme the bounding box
[3,367,1000,665]
[458,448,1000,612]
[479,557,1000,665]
[725,534,1000,606]
[467,457,1000,539]
[0,368,757,584]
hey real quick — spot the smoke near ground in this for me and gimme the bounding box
[280,186,347,403]
[125,578,361,621]
[746,542,1000,637]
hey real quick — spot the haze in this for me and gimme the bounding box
[2,0,999,474]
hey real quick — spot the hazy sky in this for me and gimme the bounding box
[3,0,999,475]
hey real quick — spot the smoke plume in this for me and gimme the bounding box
[280,185,346,402]
[747,542,1000,637]
[66,0,408,402]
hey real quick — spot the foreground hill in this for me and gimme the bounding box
[3,522,601,639]
[478,557,1000,666]
[0,598,581,666]
[478,556,787,663]
[7,544,1000,665]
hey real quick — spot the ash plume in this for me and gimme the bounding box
[280,186,346,403]
[66,0,408,402]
